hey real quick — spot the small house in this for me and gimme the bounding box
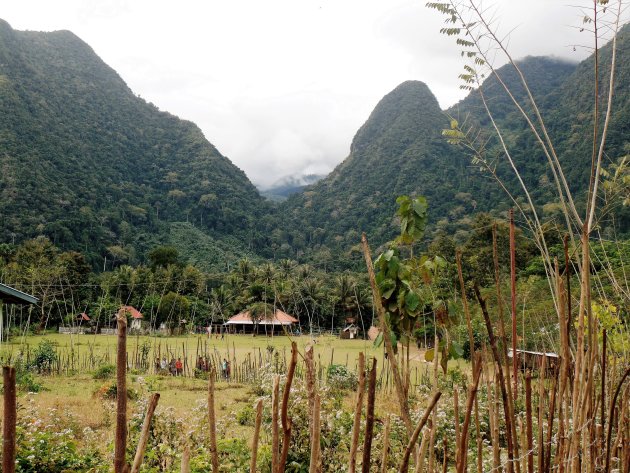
[507,349,560,375]
[118,306,144,332]
[340,324,359,339]
[225,309,298,335]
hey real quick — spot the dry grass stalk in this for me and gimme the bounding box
[509,209,518,397]
[456,356,482,473]
[484,361,501,471]
[473,397,483,473]
[398,391,442,473]
[272,375,280,473]
[2,366,16,473]
[279,342,298,473]
[131,392,161,473]
[454,388,461,450]
[537,357,546,473]
[544,369,558,473]
[115,314,129,473]
[208,366,219,472]
[349,351,366,473]
[361,358,377,473]
[250,399,264,473]
[525,371,533,473]
[309,393,321,473]
[605,367,630,473]
[381,415,391,473]
[475,283,516,473]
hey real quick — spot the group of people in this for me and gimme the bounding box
[155,357,184,376]
[195,356,231,380]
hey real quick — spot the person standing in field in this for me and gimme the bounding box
[175,357,183,376]
[160,357,168,373]
[221,358,228,379]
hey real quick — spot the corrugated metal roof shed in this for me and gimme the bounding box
[0,283,38,305]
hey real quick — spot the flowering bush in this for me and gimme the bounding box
[15,399,107,472]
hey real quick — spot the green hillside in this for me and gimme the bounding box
[276,25,630,261]
[0,19,270,268]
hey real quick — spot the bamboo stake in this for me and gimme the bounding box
[349,352,366,473]
[130,393,161,473]
[415,429,430,473]
[279,342,298,473]
[361,358,377,473]
[250,399,263,473]
[208,367,219,472]
[115,314,130,473]
[2,366,16,473]
[309,394,321,473]
[272,375,280,473]
[181,442,190,473]
[398,391,442,473]
[537,357,546,473]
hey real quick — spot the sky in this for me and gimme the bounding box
[1,1,619,187]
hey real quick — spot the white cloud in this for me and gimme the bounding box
[2,0,623,186]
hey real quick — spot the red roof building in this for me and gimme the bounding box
[118,306,143,319]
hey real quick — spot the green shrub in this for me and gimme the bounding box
[28,339,58,374]
[16,370,45,393]
[236,404,255,426]
[93,364,116,380]
[326,364,358,391]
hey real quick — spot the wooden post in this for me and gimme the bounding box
[272,375,280,473]
[208,367,219,472]
[279,342,298,472]
[114,314,130,473]
[181,442,191,473]
[130,393,160,473]
[250,399,264,473]
[349,352,366,473]
[2,366,17,473]
[309,394,321,473]
[361,358,377,473]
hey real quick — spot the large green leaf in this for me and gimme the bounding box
[405,291,421,311]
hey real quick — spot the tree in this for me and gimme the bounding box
[148,246,180,269]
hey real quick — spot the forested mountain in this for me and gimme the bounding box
[0,19,270,268]
[1,18,628,271]
[276,25,630,260]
